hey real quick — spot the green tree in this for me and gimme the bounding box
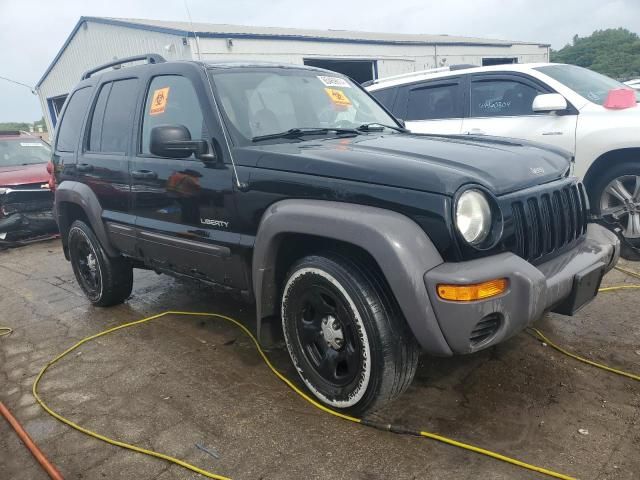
[0,118,48,133]
[0,122,30,131]
[551,28,640,80]
[33,117,48,133]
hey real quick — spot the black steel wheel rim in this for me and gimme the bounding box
[74,234,101,295]
[293,281,362,388]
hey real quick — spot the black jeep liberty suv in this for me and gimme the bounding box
[52,55,619,414]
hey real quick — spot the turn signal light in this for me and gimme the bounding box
[437,278,508,302]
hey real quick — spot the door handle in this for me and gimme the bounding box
[77,163,93,173]
[464,128,486,135]
[131,170,158,180]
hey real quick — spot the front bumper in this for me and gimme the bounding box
[0,188,56,241]
[424,224,620,354]
[0,211,57,241]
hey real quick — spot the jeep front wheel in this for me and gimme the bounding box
[68,220,133,306]
[281,253,419,415]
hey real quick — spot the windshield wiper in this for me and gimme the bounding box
[357,122,408,133]
[252,127,360,142]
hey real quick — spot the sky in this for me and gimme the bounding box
[1,0,639,122]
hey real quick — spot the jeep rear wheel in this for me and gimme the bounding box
[68,220,133,306]
[281,253,419,415]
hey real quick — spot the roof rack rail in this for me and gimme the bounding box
[81,54,166,80]
[366,64,477,87]
[449,63,477,71]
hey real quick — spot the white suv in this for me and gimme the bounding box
[366,63,640,258]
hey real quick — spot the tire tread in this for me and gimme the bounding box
[282,252,419,414]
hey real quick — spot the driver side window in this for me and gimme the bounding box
[470,79,544,117]
[141,75,204,155]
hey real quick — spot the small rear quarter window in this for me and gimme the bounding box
[56,87,92,153]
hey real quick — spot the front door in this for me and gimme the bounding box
[461,74,578,154]
[131,68,243,288]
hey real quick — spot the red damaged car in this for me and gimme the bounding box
[0,131,57,243]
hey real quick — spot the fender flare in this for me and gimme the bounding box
[252,199,452,355]
[54,181,118,257]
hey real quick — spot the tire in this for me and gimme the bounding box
[589,162,640,260]
[281,253,419,415]
[67,220,133,306]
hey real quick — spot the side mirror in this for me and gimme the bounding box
[532,93,568,113]
[150,125,217,163]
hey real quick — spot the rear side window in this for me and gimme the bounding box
[56,87,91,153]
[470,79,543,117]
[141,75,204,155]
[87,78,138,153]
[370,87,397,111]
[88,84,110,151]
[406,82,462,121]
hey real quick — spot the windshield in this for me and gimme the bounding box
[0,138,51,167]
[536,64,640,105]
[208,68,398,145]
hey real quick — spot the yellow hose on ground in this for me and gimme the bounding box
[28,266,640,480]
[0,327,12,337]
[614,265,640,280]
[33,311,577,480]
[528,327,639,382]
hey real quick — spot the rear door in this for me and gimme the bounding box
[461,73,578,154]
[131,65,243,288]
[77,77,140,254]
[396,78,465,135]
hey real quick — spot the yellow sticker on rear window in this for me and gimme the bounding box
[150,87,170,115]
[325,88,352,106]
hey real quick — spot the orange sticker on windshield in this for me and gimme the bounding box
[325,88,351,106]
[150,87,170,115]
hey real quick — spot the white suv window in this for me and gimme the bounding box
[470,79,542,117]
[406,83,461,120]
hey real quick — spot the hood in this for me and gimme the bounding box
[0,163,50,187]
[237,133,571,196]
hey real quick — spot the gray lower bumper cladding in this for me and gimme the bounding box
[424,224,620,355]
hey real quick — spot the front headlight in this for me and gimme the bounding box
[456,189,491,245]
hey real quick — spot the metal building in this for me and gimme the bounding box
[36,16,550,132]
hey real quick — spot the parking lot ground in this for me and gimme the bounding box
[1,238,639,480]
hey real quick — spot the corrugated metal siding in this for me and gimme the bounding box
[37,22,191,132]
[195,37,548,77]
[37,19,549,132]
[102,17,548,47]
